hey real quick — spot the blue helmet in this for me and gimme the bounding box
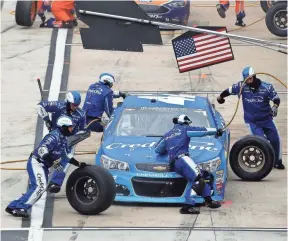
[65,91,81,106]
[99,73,115,88]
[242,66,255,81]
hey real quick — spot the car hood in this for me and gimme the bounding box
[101,136,223,164]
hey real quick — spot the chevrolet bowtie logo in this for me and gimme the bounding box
[153,166,167,171]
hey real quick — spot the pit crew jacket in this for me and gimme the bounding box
[82,82,121,118]
[154,124,216,162]
[31,128,74,168]
[37,101,86,135]
[228,80,280,124]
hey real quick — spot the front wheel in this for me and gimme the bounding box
[229,135,275,181]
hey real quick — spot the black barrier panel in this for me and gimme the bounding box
[74,1,162,51]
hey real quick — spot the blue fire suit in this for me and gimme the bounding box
[229,80,282,164]
[37,101,86,134]
[82,82,121,132]
[37,101,86,187]
[154,124,217,205]
[7,129,73,211]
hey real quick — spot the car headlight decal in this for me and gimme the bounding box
[100,155,129,171]
[197,158,221,173]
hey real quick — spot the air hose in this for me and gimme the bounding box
[222,72,287,130]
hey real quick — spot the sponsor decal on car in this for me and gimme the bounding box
[105,141,218,152]
[136,172,175,178]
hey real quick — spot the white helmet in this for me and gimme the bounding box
[99,73,115,88]
[56,116,73,128]
[173,114,192,125]
[56,115,74,136]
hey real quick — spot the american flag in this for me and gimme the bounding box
[172,27,234,73]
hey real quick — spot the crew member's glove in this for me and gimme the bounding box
[53,160,64,172]
[216,129,224,136]
[119,92,129,99]
[217,96,225,104]
[271,105,278,117]
[45,120,52,131]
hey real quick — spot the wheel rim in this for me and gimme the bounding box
[238,145,265,173]
[74,176,99,204]
[273,9,287,30]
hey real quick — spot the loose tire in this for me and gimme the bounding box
[66,166,116,215]
[265,1,287,37]
[229,135,275,181]
[260,1,274,13]
[15,0,37,27]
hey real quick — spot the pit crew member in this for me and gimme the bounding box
[37,91,87,193]
[216,0,246,27]
[82,73,128,132]
[154,114,223,214]
[217,66,284,170]
[38,0,77,28]
[5,116,88,218]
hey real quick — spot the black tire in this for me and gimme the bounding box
[260,1,274,13]
[66,165,116,215]
[15,0,37,27]
[265,1,287,37]
[229,135,275,181]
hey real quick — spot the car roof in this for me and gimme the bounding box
[121,94,209,109]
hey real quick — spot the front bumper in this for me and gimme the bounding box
[111,170,225,204]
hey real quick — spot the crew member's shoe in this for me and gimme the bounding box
[13,209,30,218]
[204,197,222,209]
[5,206,14,215]
[47,183,61,193]
[179,205,200,214]
[274,161,285,170]
[235,20,246,27]
[216,4,226,18]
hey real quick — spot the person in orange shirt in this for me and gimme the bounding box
[38,0,77,28]
[216,0,246,27]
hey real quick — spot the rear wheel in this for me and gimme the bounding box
[229,135,275,181]
[15,0,37,27]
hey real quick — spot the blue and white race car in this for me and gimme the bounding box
[95,93,275,204]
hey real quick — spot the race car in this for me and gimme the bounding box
[15,0,190,27]
[95,93,275,204]
[136,0,191,25]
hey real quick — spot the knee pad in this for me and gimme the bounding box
[192,177,206,196]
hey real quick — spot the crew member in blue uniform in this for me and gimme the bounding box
[82,73,128,132]
[37,91,87,193]
[154,114,223,214]
[217,66,284,169]
[5,116,88,218]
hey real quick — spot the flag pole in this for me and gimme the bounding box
[78,10,287,50]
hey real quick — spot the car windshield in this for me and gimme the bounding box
[113,107,211,136]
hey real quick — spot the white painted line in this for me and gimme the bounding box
[28,28,68,241]
[2,227,288,232]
